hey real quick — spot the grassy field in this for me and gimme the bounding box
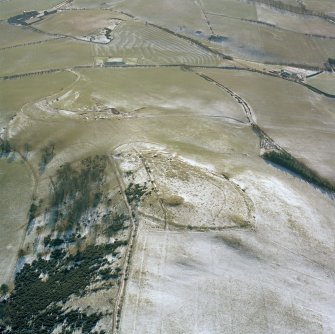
[113,0,211,34]
[256,4,335,37]
[0,158,33,286]
[33,9,128,36]
[0,0,61,20]
[51,67,244,119]
[0,39,93,77]
[208,15,335,67]
[202,0,258,20]
[202,68,335,182]
[7,66,259,182]
[71,0,117,8]
[307,72,335,95]
[0,22,53,49]
[0,71,75,128]
[303,0,335,14]
[6,67,256,180]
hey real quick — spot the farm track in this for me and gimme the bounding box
[192,70,278,151]
[193,71,256,124]
[108,154,138,334]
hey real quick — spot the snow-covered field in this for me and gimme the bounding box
[120,167,335,333]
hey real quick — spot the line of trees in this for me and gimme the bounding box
[263,150,335,192]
